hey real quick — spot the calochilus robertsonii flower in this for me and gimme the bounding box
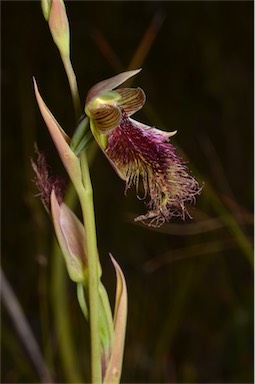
[85,69,201,227]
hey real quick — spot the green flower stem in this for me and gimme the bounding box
[62,55,81,120]
[61,42,102,383]
[78,150,102,384]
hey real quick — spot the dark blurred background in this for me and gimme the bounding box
[1,1,253,383]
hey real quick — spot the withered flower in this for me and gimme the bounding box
[31,146,65,212]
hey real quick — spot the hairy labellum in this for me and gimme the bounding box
[106,112,200,226]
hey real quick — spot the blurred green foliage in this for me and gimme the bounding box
[2,1,253,383]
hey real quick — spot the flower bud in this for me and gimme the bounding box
[51,190,87,283]
[48,0,70,58]
[41,0,51,20]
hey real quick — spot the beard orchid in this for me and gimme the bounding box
[85,69,201,227]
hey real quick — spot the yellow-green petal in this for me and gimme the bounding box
[86,69,142,107]
[88,105,122,133]
[90,119,108,150]
[115,87,146,116]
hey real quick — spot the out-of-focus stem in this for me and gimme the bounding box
[51,184,83,383]
[51,244,83,383]
[205,185,253,267]
[1,268,52,383]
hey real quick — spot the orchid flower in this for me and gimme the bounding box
[85,69,201,226]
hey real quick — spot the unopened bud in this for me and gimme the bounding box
[41,0,51,20]
[51,190,87,283]
[48,0,70,58]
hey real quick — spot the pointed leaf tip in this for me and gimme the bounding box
[103,254,127,384]
[33,78,84,192]
[116,87,146,116]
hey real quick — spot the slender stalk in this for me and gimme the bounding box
[44,4,102,381]
[77,150,102,384]
[62,55,81,120]
[61,43,101,383]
